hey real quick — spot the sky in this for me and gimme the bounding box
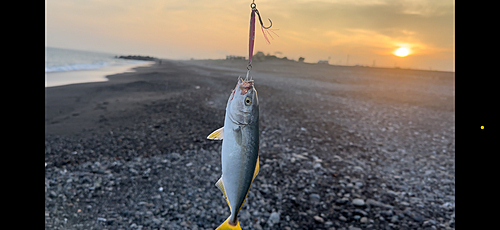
[46,0,455,72]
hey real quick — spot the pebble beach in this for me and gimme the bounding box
[45,59,455,230]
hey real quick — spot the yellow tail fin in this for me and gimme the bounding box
[216,216,241,230]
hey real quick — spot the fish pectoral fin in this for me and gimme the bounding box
[215,177,225,194]
[216,177,231,211]
[207,127,224,140]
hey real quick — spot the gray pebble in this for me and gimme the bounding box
[314,215,325,223]
[268,212,280,226]
[352,198,365,207]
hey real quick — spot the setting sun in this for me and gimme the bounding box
[394,47,410,57]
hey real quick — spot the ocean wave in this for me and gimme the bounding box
[45,60,153,73]
[45,62,111,73]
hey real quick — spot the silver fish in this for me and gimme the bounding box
[207,77,260,230]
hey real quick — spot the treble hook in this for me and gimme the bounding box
[251,2,272,29]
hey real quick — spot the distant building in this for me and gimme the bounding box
[226,55,246,60]
[318,60,329,64]
[298,57,305,62]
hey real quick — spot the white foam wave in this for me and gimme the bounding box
[45,62,111,73]
[45,60,151,73]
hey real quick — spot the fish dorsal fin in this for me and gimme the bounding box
[216,177,231,211]
[207,127,224,140]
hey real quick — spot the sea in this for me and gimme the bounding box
[45,47,155,87]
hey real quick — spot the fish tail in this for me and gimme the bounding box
[216,216,241,230]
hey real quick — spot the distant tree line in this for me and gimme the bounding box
[115,55,157,61]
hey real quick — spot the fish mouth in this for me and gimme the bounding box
[237,77,254,95]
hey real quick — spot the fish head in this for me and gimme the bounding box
[226,77,259,125]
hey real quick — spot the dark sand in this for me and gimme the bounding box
[45,59,455,229]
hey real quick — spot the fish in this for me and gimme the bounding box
[207,77,260,230]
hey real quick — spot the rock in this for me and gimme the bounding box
[335,198,349,205]
[310,193,321,200]
[267,212,280,226]
[360,217,368,223]
[49,191,57,198]
[441,202,454,210]
[339,216,347,222]
[152,218,161,225]
[381,210,393,217]
[336,198,348,205]
[353,209,367,216]
[253,223,263,230]
[390,215,399,223]
[313,215,324,223]
[106,218,115,225]
[353,166,364,173]
[352,198,365,207]
[411,213,425,222]
[349,227,362,230]
[423,219,437,227]
[366,199,393,209]
[97,217,106,222]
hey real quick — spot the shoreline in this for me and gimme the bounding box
[45,61,156,88]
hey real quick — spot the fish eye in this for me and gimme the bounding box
[244,97,252,105]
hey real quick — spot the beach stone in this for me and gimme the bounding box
[313,216,324,223]
[360,217,368,223]
[339,216,347,222]
[411,213,425,222]
[366,199,393,209]
[336,198,348,205]
[152,218,161,225]
[441,202,454,210]
[352,198,365,207]
[353,209,367,216]
[310,193,320,200]
[267,212,280,227]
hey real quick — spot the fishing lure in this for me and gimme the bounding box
[246,1,278,80]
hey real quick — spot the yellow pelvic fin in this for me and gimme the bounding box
[216,177,231,212]
[207,127,224,140]
[216,216,241,230]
